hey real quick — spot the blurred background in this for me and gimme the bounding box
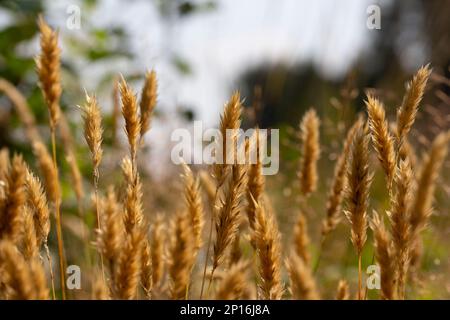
[0,0,449,299]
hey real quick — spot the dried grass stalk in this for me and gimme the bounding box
[286,252,320,300]
[0,154,26,243]
[36,16,61,130]
[122,157,144,233]
[183,164,205,250]
[141,238,152,298]
[0,240,48,299]
[81,93,103,173]
[365,94,396,189]
[371,212,395,300]
[298,108,320,196]
[213,163,246,271]
[344,122,372,299]
[253,203,283,300]
[293,212,310,265]
[168,211,195,300]
[213,92,242,187]
[396,65,431,147]
[215,261,249,300]
[98,188,124,278]
[322,117,361,236]
[33,142,60,205]
[246,128,265,230]
[389,159,413,299]
[139,70,157,138]
[150,214,165,287]
[115,227,145,299]
[120,77,141,167]
[410,131,449,233]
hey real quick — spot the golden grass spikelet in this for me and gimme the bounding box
[92,276,110,300]
[66,153,84,202]
[365,94,396,189]
[215,261,249,300]
[168,211,196,300]
[213,92,242,187]
[121,157,144,233]
[0,154,26,243]
[322,118,361,236]
[29,258,49,300]
[246,128,265,230]
[120,77,141,165]
[298,108,320,196]
[292,212,310,265]
[81,93,103,172]
[0,240,48,299]
[371,211,395,300]
[228,232,242,266]
[396,64,431,147]
[115,226,145,299]
[150,214,165,287]
[21,207,39,260]
[139,70,157,138]
[199,170,216,210]
[182,164,205,250]
[410,131,449,234]
[98,188,124,276]
[33,142,60,204]
[286,252,320,300]
[336,280,350,300]
[254,202,283,300]
[345,122,372,255]
[213,163,246,271]
[36,16,61,130]
[389,159,413,299]
[141,238,152,298]
[25,168,50,247]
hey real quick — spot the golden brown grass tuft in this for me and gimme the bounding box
[33,142,60,205]
[81,93,103,175]
[212,163,246,271]
[246,128,265,230]
[168,211,196,300]
[139,70,157,139]
[115,226,145,299]
[122,157,144,233]
[389,159,413,299]
[410,131,449,233]
[97,187,124,280]
[298,108,320,196]
[0,154,26,244]
[36,16,61,130]
[292,212,310,265]
[322,117,361,236]
[213,91,242,187]
[371,212,395,300]
[365,94,396,189]
[0,240,48,300]
[253,202,283,300]
[150,214,165,287]
[215,261,249,300]
[286,252,320,300]
[396,64,431,148]
[344,121,372,299]
[120,77,141,167]
[183,164,205,250]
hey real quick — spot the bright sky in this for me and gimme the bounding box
[42,0,383,175]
